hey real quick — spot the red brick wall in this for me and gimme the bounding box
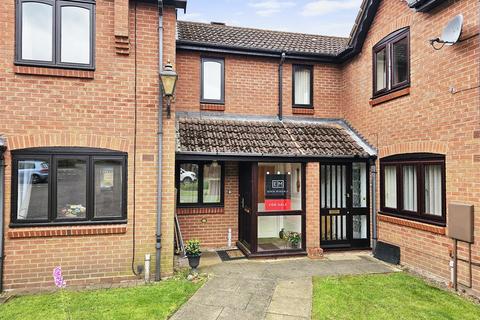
[175,51,343,118]
[0,1,178,291]
[342,0,480,293]
[177,162,239,248]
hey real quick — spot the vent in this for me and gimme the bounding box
[211,21,226,26]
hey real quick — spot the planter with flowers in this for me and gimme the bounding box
[287,232,301,249]
[185,239,201,271]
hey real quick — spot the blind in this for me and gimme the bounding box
[425,165,442,216]
[294,68,311,105]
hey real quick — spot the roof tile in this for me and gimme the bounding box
[177,21,349,56]
[177,117,369,158]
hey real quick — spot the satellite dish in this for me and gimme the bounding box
[440,14,463,45]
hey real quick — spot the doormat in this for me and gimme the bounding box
[217,249,246,262]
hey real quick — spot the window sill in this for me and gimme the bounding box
[378,213,446,235]
[177,207,224,215]
[200,103,225,111]
[14,65,94,79]
[292,107,314,115]
[7,225,127,239]
[370,87,410,106]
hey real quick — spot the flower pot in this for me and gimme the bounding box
[187,254,201,270]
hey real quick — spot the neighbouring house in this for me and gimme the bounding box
[0,0,479,297]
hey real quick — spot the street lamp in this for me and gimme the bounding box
[159,61,178,118]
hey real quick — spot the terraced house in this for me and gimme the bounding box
[0,0,479,297]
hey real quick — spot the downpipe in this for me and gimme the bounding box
[0,150,4,292]
[370,159,377,251]
[155,1,164,282]
[278,52,286,121]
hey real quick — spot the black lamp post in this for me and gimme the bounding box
[159,61,178,118]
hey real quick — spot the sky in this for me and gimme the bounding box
[177,0,363,37]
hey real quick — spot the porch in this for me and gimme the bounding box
[175,114,377,257]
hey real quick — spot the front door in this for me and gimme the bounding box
[320,162,370,249]
[238,162,254,250]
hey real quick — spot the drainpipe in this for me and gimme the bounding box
[0,139,5,292]
[278,52,286,120]
[370,158,377,251]
[155,0,164,282]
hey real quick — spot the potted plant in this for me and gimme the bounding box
[185,239,201,271]
[287,232,301,249]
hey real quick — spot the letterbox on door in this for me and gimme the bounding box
[448,203,474,243]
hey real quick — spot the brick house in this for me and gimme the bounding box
[0,0,479,297]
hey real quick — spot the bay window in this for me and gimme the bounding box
[177,161,224,206]
[380,154,445,225]
[11,147,127,226]
[16,0,95,69]
[373,27,410,97]
[293,65,313,107]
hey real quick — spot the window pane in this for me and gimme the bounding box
[393,37,408,85]
[352,215,367,239]
[425,165,442,216]
[403,165,417,211]
[22,2,53,61]
[294,67,311,105]
[17,159,49,220]
[61,6,91,64]
[57,158,87,219]
[179,164,199,203]
[384,165,397,208]
[94,160,124,218]
[352,163,367,208]
[203,163,221,203]
[257,215,301,251]
[258,163,302,212]
[202,61,222,100]
[375,49,387,92]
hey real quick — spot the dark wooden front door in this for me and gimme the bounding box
[238,162,254,250]
[320,162,370,249]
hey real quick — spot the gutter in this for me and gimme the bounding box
[0,137,5,292]
[155,0,164,282]
[176,41,339,63]
[278,52,286,120]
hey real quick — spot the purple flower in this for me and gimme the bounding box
[53,266,67,288]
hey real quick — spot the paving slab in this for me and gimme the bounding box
[172,252,396,320]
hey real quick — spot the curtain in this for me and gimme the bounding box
[384,166,397,208]
[403,165,417,211]
[376,49,386,91]
[203,163,221,203]
[17,162,33,220]
[425,165,442,216]
[294,68,311,105]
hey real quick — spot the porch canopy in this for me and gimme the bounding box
[176,114,376,161]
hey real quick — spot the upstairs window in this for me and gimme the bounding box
[293,65,313,107]
[11,147,127,226]
[380,153,445,225]
[16,0,95,69]
[201,58,224,104]
[373,28,410,97]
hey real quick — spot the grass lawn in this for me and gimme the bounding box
[0,276,203,320]
[312,272,480,320]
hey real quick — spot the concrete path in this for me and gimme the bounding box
[170,252,397,320]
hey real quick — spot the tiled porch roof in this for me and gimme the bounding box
[176,116,375,158]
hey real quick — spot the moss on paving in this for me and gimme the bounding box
[312,272,480,320]
[0,276,203,320]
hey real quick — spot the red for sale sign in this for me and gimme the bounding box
[265,199,291,211]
